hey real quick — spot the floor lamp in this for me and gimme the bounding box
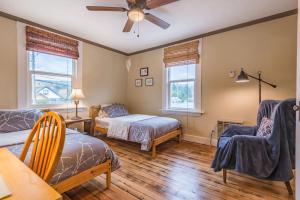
[236,68,277,104]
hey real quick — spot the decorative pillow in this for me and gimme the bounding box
[256,117,273,137]
[101,104,129,118]
[0,109,43,133]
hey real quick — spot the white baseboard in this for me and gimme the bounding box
[183,134,218,147]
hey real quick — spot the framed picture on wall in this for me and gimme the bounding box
[135,79,142,87]
[145,78,153,86]
[140,67,148,77]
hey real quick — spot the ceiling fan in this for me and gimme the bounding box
[86,0,179,32]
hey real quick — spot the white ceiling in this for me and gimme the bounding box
[0,0,297,54]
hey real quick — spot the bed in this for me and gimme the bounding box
[90,104,182,157]
[0,109,120,193]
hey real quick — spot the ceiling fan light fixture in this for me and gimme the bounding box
[128,7,145,22]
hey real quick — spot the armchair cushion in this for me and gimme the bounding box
[221,124,257,137]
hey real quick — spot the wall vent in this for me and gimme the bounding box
[210,119,243,145]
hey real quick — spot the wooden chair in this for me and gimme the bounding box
[19,111,66,183]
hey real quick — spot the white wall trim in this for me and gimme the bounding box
[183,134,217,147]
[161,109,204,116]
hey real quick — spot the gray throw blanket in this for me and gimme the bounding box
[211,99,296,181]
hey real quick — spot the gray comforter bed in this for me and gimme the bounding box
[0,129,120,185]
[96,115,181,151]
[129,116,181,151]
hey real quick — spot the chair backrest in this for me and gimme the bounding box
[268,99,296,169]
[19,111,66,183]
[256,100,281,126]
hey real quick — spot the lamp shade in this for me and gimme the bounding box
[70,89,85,100]
[236,68,250,83]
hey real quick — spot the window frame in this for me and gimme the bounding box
[27,51,77,107]
[165,64,200,112]
[162,39,203,115]
[17,22,83,109]
[167,66,197,110]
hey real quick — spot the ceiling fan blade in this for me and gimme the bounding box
[123,19,134,32]
[145,13,170,29]
[146,0,179,9]
[86,6,127,12]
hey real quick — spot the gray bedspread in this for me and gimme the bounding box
[128,116,181,151]
[1,129,120,185]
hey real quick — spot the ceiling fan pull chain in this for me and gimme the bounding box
[137,17,140,37]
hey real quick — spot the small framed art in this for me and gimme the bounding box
[140,67,148,77]
[135,79,142,87]
[145,78,153,86]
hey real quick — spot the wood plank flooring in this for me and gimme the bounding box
[64,137,294,200]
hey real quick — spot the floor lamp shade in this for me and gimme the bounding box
[235,68,276,104]
[236,68,250,83]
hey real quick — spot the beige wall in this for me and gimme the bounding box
[0,14,297,140]
[0,16,17,108]
[0,16,127,111]
[82,43,127,107]
[127,15,297,139]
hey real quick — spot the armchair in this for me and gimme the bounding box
[211,99,296,195]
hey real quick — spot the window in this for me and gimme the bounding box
[166,64,197,110]
[163,40,201,113]
[28,51,75,105]
[17,24,82,109]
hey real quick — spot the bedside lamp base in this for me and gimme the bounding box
[72,100,82,120]
[71,116,82,120]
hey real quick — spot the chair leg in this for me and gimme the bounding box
[223,169,227,183]
[285,181,293,195]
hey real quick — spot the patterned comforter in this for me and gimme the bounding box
[97,115,181,151]
[0,129,120,185]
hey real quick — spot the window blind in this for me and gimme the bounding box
[26,26,79,59]
[163,40,199,67]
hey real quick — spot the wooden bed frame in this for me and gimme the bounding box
[90,106,182,158]
[38,109,112,194]
[53,159,111,193]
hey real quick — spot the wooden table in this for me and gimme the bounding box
[0,148,62,200]
[65,118,94,135]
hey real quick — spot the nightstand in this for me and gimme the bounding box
[65,118,94,135]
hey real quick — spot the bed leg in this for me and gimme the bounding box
[152,144,157,158]
[178,133,182,143]
[223,169,227,183]
[285,181,293,195]
[106,161,111,189]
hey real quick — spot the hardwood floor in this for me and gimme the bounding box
[64,138,294,200]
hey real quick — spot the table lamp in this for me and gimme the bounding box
[70,88,85,120]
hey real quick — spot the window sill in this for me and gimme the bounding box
[160,109,204,117]
[29,105,88,113]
